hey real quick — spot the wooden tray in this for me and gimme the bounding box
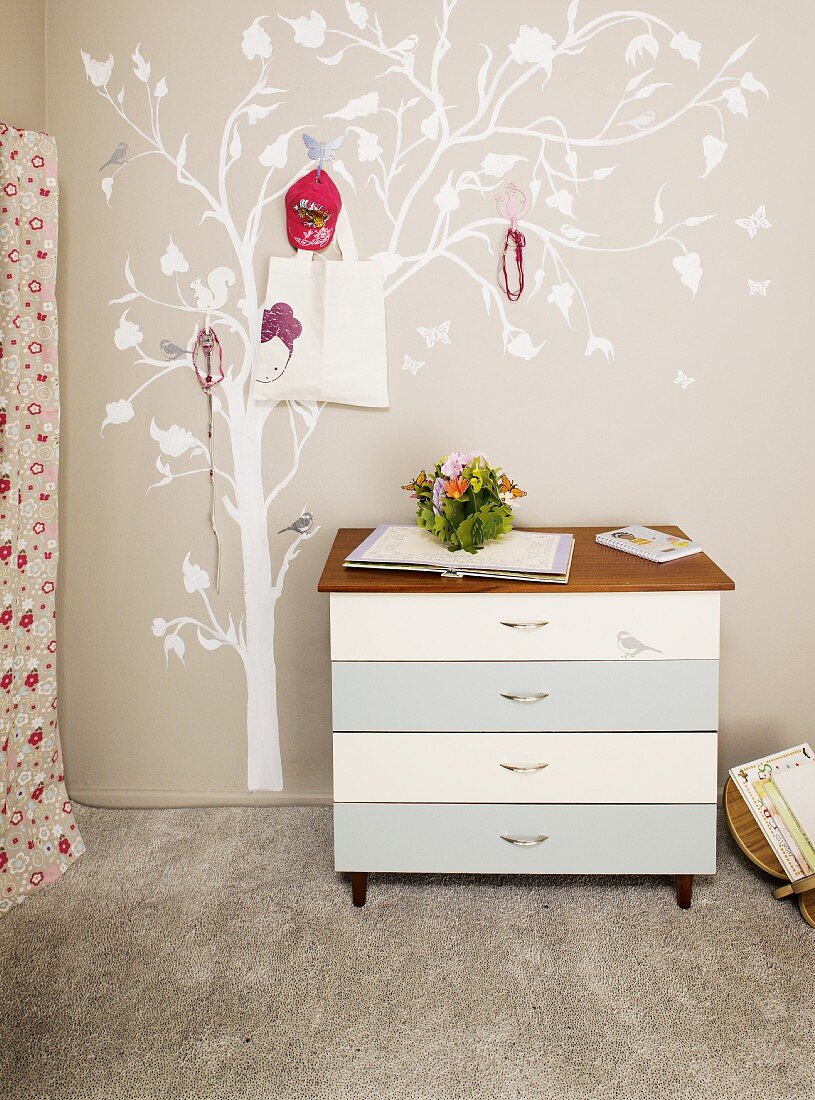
[724,778,815,928]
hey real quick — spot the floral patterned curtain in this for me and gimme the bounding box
[0,123,83,913]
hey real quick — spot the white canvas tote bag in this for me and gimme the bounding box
[254,210,388,407]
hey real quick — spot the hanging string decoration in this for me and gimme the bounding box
[191,321,225,591]
[495,181,528,302]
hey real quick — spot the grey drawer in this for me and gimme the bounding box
[331,660,719,732]
[334,802,717,875]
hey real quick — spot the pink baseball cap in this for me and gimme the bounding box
[285,168,342,251]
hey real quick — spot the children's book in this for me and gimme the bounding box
[344,525,574,584]
[596,525,702,563]
[729,745,815,881]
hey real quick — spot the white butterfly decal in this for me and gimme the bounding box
[747,279,770,296]
[735,204,771,238]
[302,133,344,165]
[402,353,425,376]
[416,321,450,348]
[674,369,695,390]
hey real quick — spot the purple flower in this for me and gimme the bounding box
[440,451,474,479]
[432,477,446,515]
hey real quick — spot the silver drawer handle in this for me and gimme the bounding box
[499,762,549,773]
[500,834,549,847]
[500,620,549,630]
[500,691,549,703]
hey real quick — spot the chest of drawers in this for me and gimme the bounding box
[318,526,734,908]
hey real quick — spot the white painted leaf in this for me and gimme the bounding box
[724,38,757,68]
[176,133,188,171]
[326,91,379,121]
[529,178,541,204]
[566,0,579,34]
[700,134,727,179]
[593,166,617,180]
[154,77,168,99]
[196,628,224,651]
[164,633,186,665]
[565,150,578,177]
[477,45,493,103]
[683,215,715,227]
[625,67,653,93]
[481,284,491,315]
[124,254,137,290]
[653,183,667,226]
[632,82,672,100]
[331,159,356,192]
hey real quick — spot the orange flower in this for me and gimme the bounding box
[444,476,469,500]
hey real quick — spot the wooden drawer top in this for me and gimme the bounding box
[318,526,735,594]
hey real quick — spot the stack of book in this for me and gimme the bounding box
[730,745,815,880]
[344,525,574,584]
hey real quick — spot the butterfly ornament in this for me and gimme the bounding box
[735,204,771,238]
[302,133,344,182]
[416,321,450,349]
[674,369,695,390]
[747,279,770,296]
[191,317,225,592]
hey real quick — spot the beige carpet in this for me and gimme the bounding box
[1,805,812,1100]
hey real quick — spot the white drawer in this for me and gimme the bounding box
[333,730,717,804]
[334,802,717,874]
[332,660,718,732]
[329,591,719,661]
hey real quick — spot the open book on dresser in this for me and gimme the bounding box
[344,524,574,584]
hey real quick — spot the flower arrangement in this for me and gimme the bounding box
[402,451,526,554]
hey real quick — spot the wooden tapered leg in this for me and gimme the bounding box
[350,872,368,907]
[676,874,693,909]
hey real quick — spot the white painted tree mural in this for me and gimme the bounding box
[85,2,766,790]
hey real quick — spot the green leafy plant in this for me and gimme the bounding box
[402,451,526,554]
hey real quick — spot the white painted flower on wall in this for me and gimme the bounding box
[509,26,555,74]
[356,130,382,162]
[101,399,135,431]
[159,237,188,276]
[182,554,210,594]
[345,1,368,29]
[113,309,142,350]
[371,252,403,277]
[585,336,615,361]
[547,283,574,326]
[421,114,440,141]
[434,178,460,213]
[327,92,379,120]
[258,136,290,169]
[150,419,202,458]
[670,32,701,66]
[701,135,728,178]
[81,51,114,87]
[546,189,574,217]
[242,18,273,61]
[625,34,659,66]
[481,153,527,178]
[154,78,168,99]
[507,332,544,360]
[164,634,185,665]
[132,44,150,83]
[151,618,168,637]
[673,252,703,297]
[723,87,748,118]
[741,72,769,98]
[281,10,327,49]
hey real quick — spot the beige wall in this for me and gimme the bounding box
[1,0,46,132]
[41,0,815,804]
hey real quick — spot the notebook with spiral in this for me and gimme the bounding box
[595,525,702,563]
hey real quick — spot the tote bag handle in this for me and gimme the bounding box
[294,206,359,264]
